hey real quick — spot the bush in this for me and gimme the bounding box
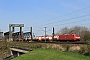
[79,43,90,56]
[79,45,87,55]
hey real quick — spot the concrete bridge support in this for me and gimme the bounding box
[10,47,31,58]
[9,24,24,41]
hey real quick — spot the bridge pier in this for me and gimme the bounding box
[10,50,13,56]
[17,52,19,56]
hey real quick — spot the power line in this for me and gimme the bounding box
[42,14,90,26]
[34,18,90,35]
[33,15,90,29]
[33,14,90,30]
[32,7,90,35]
[48,19,90,30]
[32,6,90,28]
[50,19,90,27]
[24,7,90,32]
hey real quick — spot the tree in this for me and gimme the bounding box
[56,27,70,34]
[82,30,90,41]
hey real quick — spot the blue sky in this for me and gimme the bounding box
[0,0,90,36]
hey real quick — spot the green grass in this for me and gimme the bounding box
[13,48,90,60]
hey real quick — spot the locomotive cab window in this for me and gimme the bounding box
[72,34,75,37]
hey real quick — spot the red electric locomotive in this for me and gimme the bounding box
[57,34,80,42]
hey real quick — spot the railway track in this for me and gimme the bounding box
[23,41,88,44]
[38,41,87,44]
[14,39,88,44]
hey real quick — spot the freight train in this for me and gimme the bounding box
[4,31,80,42]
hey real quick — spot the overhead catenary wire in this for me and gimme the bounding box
[33,14,90,30]
[30,6,90,36]
[32,6,90,28]
[24,7,90,29]
[48,19,90,28]
[34,18,90,35]
[45,18,90,31]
